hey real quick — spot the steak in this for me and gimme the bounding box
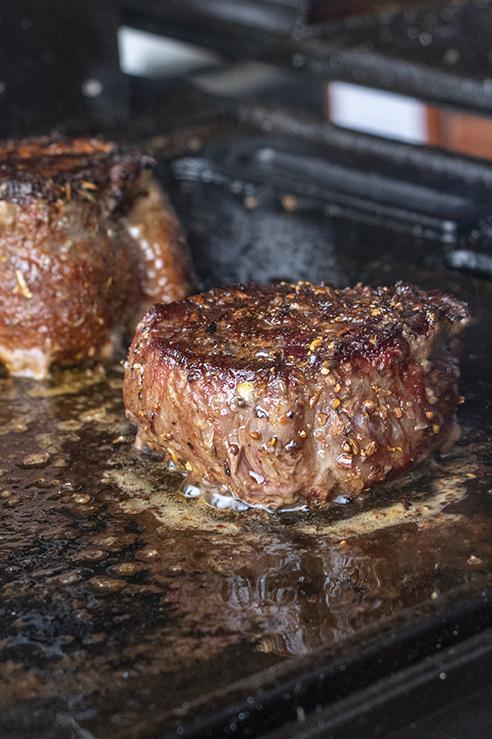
[0,136,194,378]
[123,281,470,510]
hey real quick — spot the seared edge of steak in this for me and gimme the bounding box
[124,281,470,509]
[0,136,151,208]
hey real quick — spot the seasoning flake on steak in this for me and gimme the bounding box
[0,136,195,378]
[123,281,470,510]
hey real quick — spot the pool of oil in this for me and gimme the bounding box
[0,348,491,737]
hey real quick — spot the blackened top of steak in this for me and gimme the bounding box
[0,136,153,207]
[144,281,470,380]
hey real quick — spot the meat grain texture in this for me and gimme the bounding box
[124,281,470,510]
[0,136,194,378]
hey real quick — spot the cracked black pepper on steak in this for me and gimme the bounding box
[123,281,470,510]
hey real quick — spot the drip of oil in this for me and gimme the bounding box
[181,481,308,513]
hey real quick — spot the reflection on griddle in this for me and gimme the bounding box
[160,514,491,658]
[222,538,400,656]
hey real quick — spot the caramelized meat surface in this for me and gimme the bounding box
[0,136,194,378]
[123,281,470,510]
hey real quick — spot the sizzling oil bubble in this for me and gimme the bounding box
[335,494,352,505]
[0,419,29,435]
[107,465,243,535]
[72,548,109,563]
[80,407,120,426]
[57,419,83,431]
[88,576,125,592]
[182,483,202,499]
[27,365,106,397]
[72,493,92,505]
[111,562,145,576]
[19,452,50,469]
[208,491,251,512]
[58,571,83,585]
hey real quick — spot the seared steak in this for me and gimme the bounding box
[0,136,194,378]
[123,281,470,510]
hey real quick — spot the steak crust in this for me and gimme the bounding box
[123,281,470,510]
[0,136,194,378]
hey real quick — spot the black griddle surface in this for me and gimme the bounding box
[1,112,492,738]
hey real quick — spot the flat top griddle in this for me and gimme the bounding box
[1,108,492,739]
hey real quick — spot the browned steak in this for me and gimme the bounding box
[0,136,194,378]
[123,281,470,510]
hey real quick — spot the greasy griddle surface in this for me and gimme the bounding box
[1,125,492,738]
[0,303,491,737]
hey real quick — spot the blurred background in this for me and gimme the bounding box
[3,0,492,158]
